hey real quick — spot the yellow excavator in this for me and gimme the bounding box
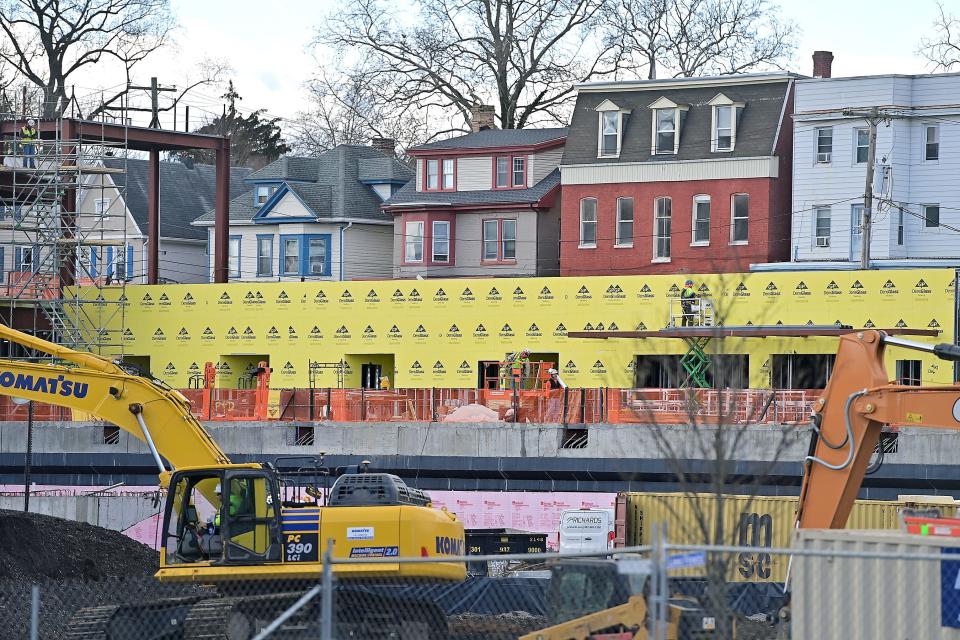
[0,323,465,639]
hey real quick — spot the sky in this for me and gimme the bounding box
[76,0,949,130]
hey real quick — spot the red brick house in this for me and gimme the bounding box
[559,73,796,275]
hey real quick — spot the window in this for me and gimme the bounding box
[425,160,439,190]
[282,237,300,275]
[512,157,525,187]
[854,128,869,164]
[616,197,634,246]
[925,124,940,161]
[494,156,525,188]
[502,219,517,260]
[653,197,672,260]
[579,198,597,247]
[495,157,509,188]
[897,207,904,245]
[432,221,450,262]
[94,198,111,218]
[16,246,34,273]
[77,247,92,277]
[655,109,676,154]
[692,195,710,244]
[731,194,749,243]
[714,106,733,151]
[442,159,455,190]
[814,207,831,247]
[404,221,424,262]
[483,220,499,260]
[254,186,275,206]
[306,237,326,275]
[256,235,273,277]
[600,111,620,156]
[816,127,833,163]
[896,359,922,386]
[114,245,133,281]
[481,219,516,262]
[924,204,940,228]
[228,236,241,278]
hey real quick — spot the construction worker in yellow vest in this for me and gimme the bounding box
[509,348,530,391]
[20,119,38,169]
[211,481,243,530]
[680,278,698,327]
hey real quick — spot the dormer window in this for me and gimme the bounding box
[596,100,630,158]
[708,93,745,152]
[648,97,688,156]
[424,158,455,191]
[255,185,277,206]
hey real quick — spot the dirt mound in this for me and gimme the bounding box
[0,509,158,581]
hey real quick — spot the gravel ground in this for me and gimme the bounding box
[0,509,204,639]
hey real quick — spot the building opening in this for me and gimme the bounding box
[345,354,395,389]
[771,354,834,389]
[634,354,749,389]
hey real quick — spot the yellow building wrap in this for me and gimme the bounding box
[74,268,957,389]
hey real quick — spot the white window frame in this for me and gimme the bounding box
[228,237,241,279]
[495,157,509,188]
[512,156,525,187]
[924,124,940,162]
[501,219,517,261]
[482,219,499,261]
[730,193,749,245]
[615,197,634,247]
[691,195,710,246]
[255,186,273,206]
[77,246,92,277]
[306,237,327,275]
[579,198,597,248]
[431,220,450,263]
[94,197,111,218]
[815,127,833,164]
[854,128,869,164]
[256,236,273,277]
[897,207,904,246]
[404,220,424,262]
[16,245,33,272]
[599,111,621,157]
[923,204,940,229]
[114,244,130,281]
[654,109,677,155]
[653,196,672,262]
[425,159,439,190]
[814,207,831,247]
[441,159,455,190]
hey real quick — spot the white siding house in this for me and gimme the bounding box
[193,146,411,282]
[788,73,960,267]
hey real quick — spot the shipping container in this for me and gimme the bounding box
[793,529,960,639]
[614,492,956,583]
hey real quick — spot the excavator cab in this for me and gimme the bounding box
[164,467,283,567]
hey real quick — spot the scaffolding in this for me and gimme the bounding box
[0,112,129,356]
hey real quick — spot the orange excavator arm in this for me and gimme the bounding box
[796,330,960,529]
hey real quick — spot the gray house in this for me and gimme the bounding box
[192,143,412,281]
[384,128,566,278]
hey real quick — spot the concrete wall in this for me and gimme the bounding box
[0,494,157,531]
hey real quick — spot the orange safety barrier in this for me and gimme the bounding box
[209,388,259,420]
[606,388,819,425]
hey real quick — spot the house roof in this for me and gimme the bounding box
[385,168,560,209]
[561,79,792,166]
[410,128,568,152]
[104,158,253,240]
[193,145,412,224]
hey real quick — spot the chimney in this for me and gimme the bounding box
[370,137,396,156]
[469,104,497,132]
[812,51,834,79]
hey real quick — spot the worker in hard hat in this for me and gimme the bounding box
[509,348,531,391]
[379,375,391,390]
[20,118,38,169]
[680,278,698,327]
[208,481,244,531]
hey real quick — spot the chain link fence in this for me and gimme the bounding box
[7,531,960,639]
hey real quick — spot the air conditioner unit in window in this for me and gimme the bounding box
[817,152,832,163]
[816,236,830,247]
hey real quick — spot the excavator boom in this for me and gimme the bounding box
[797,330,960,529]
[0,323,232,485]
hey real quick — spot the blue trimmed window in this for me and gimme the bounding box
[256,234,273,277]
[228,236,241,278]
[280,234,331,277]
[254,184,279,207]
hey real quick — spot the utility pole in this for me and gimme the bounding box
[127,77,177,128]
[841,106,906,269]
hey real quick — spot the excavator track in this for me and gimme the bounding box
[63,605,119,640]
[183,597,255,640]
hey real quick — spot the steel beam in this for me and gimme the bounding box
[213,140,231,283]
[147,150,160,284]
[568,327,941,339]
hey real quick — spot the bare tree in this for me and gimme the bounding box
[0,0,175,117]
[919,2,960,71]
[290,67,437,156]
[602,0,797,79]
[318,0,620,131]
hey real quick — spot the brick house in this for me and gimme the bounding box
[384,127,565,278]
[559,73,797,275]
